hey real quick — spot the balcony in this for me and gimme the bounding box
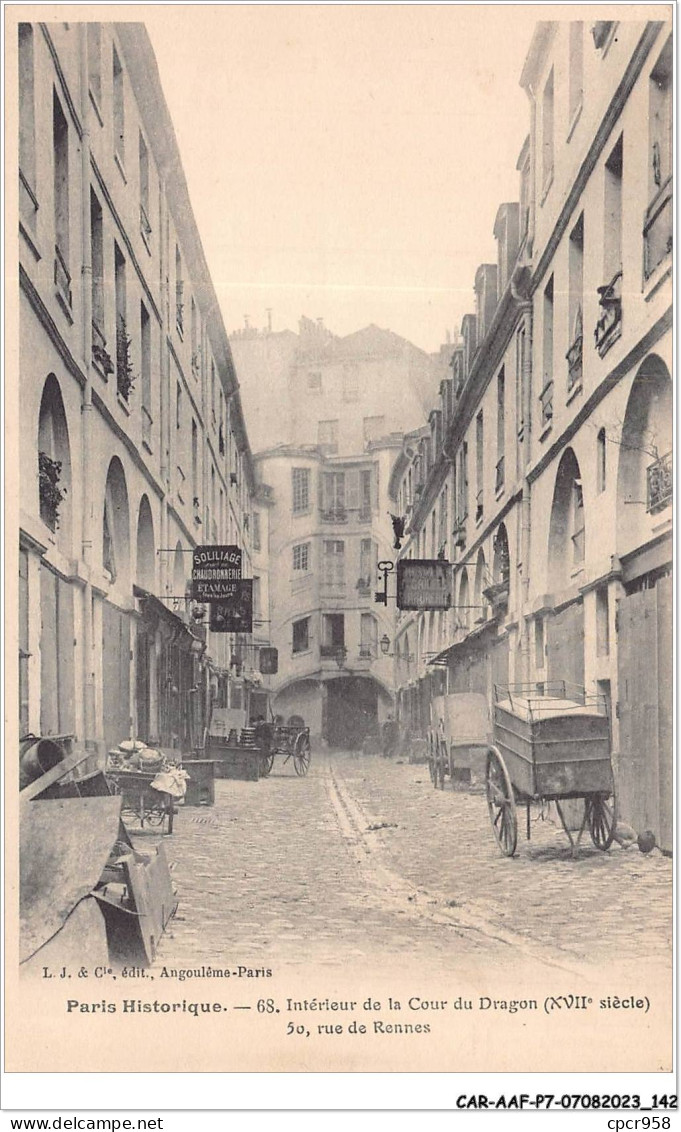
[594,270,622,357]
[54,244,72,312]
[453,515,467,549]
[320,644,345,660]
[566,334,583,394]
[358,646,374,659]
[646,451,672,514]
[483,579,509,614]
[320,508,347,524]
[643,177,672,283]
[495,456,505,495]
[539,379,554,432]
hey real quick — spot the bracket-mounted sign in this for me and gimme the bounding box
[396,559,451,611]
[209,579,253,633]
[192,545,242,601]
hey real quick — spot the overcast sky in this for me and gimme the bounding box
[145,5,541,353]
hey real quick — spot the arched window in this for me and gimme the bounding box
[616,355,672,555]
[597,428,607,493]
[102,457,130,587]
[37,375,72,542]
[493,523,511,586]
[548,447,585,587]
[136,495,155,591]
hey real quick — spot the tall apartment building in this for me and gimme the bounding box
[17,21,267,754]
[391,16,672,849]
[254,437,399,748]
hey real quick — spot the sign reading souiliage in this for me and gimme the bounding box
[192,545,242,600]
[396,559,452,611]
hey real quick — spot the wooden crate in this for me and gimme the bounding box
[205,741,263,781]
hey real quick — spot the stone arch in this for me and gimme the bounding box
[102,456,130,588]
[135,494,155,591]
[37,374,72,544]
[616,354,672,555]
[548,447,584,589]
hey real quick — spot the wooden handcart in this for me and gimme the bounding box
[105,768,176,835]
[486,682,616,858]
[256,722,311,778]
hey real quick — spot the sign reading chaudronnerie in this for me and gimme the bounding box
[192,545,242,600]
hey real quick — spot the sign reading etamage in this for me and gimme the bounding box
[192,545,242,601]
[396,559,452,611]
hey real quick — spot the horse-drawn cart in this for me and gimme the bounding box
[256,721,311,777]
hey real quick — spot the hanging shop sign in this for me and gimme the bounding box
[396,559,452,611]
[259,647,279,675]
[192,545,242,601]
[209,579,253,633]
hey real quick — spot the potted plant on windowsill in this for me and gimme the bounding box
[116,316,137,401]
[38,451,65,529]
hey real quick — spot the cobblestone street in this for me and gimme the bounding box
[150,749,672,977]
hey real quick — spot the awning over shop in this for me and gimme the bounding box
[428,618,498,666]
[134,587,202,649]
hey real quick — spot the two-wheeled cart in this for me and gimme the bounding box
[486,682,616,858]
[256,722,311,778]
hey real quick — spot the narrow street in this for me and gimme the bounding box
[151,750,672,977]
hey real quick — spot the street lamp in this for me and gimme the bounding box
[380,634,391,656]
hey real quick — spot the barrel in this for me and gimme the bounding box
[19,737,65,790]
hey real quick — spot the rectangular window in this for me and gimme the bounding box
[360,614,377,657]
[516,325,526,438]
[90,190,104,336]
[567,214,584,391]
[363,416,385,446]
[456,442,468,525]
[113,45,125,165]
[649,37,672,195]
[318,419,338,454]
[475,411,484,522]
[323,540,345,586]
[603,135,623,282]
[252,512,261,552]
[359,469,372,519]
[496,368,505,491]
[292,468,310,513]
[138,301,149,407]
[139,131,151,243]
[176,381,182,430]
[535,618,545,670]
[540,277,554,429]
[596,586,610,657]
[191,418,198,504]
[568,22,584,126]
[292,617,310,654]
[322,472,346,519]
[175,246,184,336]
[359,538,375,586]
[53,91,71,305]
[114,243,127,394]
[323,613,345,648]
[542,68,554,193]
[87,23,102,108]
[19,24,36,205]
[292,542,309,572]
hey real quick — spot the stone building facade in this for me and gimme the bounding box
[390,16,672,849]
[17,21,265,755]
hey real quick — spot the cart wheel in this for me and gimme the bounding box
[260,752,275,778]
[293,732,311,776]
[485,746,518,857]
[586,791,617,851]
[436,737,447,790]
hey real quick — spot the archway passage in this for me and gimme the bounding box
[325,676,378,749]
[548,447,585,590]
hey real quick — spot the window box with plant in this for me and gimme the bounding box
[38,451,65,530]
[116,316,136,401]
[92,320,114,379]
[539,378,554,433]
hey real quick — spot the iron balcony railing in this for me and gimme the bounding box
[647,451,672,514]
